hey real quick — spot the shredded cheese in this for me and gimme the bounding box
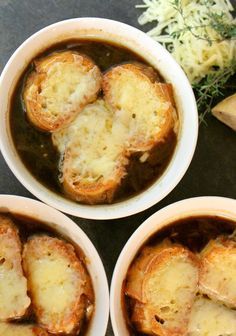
[136,0,236,83]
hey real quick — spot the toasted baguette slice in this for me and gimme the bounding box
[199,237,236,308]
[53,99,128,204]
[22,236,94,334]
[187,296,236,336]
[0,215,30,321]
[131,301,165,336]
[0,323,49,336]
[125,242,172,301]
[23,51,102,131]
[103,63,177,152]
[126,243,199,335]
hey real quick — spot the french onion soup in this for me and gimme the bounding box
[0,213,94,335]
[10,40,178,205]
[123,216,236,336]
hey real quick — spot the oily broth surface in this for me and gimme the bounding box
[123,215,236,336]
[10,40,177,204]
[0,212,94,336]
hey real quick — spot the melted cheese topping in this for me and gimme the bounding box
[23,236,88,334]
[106,68,171,144]
[144,254,198,330]
[188,297,236,336]
[200,240,236,307]
[0,225,30,319]
[53,99,127,182]
[136,0,236,83]
[28,255,82,313]
[0,268,29,318]
[39,59,99,120]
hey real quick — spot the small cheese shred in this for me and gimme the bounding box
[136,0,236,84]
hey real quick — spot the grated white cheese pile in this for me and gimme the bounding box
[136,0,236,84]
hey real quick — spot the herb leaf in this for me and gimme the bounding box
[193,61,236,124]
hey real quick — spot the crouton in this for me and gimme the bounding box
[125,243,199,335]
[52,99,129,204]
[0,323,49,336]
[0,215,30,321]
[187,296,236,336]
[22,236,94,334]
[103,63,177,152]
[23,51,102,131]
[199,237,236,308]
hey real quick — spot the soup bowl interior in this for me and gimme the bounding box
[110,196,236,336]
[0,194,109,336]
[0,18,198,219]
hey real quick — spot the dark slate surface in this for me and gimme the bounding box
[0,1,236,335]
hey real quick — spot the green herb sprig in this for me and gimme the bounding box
[193,61,236,124]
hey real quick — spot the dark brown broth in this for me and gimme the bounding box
[10,39,177,204]
[123,215,236,336]
[1,212,94,336]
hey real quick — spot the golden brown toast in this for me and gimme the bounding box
[52,99,129,204]
[130,301,165,336]
[103,63,177,152]
[23,51,102,131]
[52,62,178,204]
[22,236,93,334]
[0,215,30,321]
[0,323,49,336]
[187,296,236,336]
[125,243,199,335]
[199,237,236,308]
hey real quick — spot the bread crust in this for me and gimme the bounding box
[23,51,102,132]
[199,237,236,308]
[23,236,93,334]
[103,63,176,152]
[0,214,30,321]
[125,243,199,335]
[124,62,161,83]
[62,149,128,204]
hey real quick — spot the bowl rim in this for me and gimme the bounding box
[110,196,236,336]
[0,17,198,220]
[0,194,110,336]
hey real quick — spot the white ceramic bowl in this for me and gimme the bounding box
[110,196,236,335]
[0,194,109,335]
[0,18,198,220]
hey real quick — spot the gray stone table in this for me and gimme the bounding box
[0,1,236,335]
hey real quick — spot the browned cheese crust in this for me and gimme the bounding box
[23,235,93,334]
[102,63,177,152]
[23,51,102,131]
